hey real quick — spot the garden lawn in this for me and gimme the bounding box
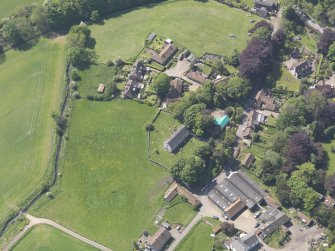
[34,100,169,251]
[324,140,335,175]
[91,0,261,62]
[150,111,205,168]
[163,196,197,226]
[267,65,301,92]
[175,221,213,251]
[12,225,97,251]
[76,64,118,98]
[0,38,65,230]
[299,32,318,52]
[0,0,42,19]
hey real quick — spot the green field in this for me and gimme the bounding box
[0,0,42,19]
[12,225,97,251]
[150,111,205,168]
[33,100,169,251]
[163,196,197,226]
[91,0,261,62]
[0,38,65,229]
[175,221,214,251]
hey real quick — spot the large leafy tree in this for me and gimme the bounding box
[327,42,335,62]
[277,97,307,130]
[1,19,23,46]
[171,156,206,187]
[216,77,251,103]
[151,73,170,98]
[288,170,320,212]
[317,29,335,55]
[286,132,313,167]
[67,47,95,69]
[325,173,335,197]
[67,24,92,48]
[239,38,273,81]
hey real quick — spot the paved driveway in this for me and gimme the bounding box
[165,59,190,78]
[164,59,201,92]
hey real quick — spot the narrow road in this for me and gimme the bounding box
[4,214,113,251]
[271,8,283,33]
[167,212,202,251]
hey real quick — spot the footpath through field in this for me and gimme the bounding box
[4,214,112,251]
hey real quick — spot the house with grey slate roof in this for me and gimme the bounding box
[228,233,259,251]
[258,207,290,239]
[254,0,278,11]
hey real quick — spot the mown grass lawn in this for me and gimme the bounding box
[0,0,42,19]
[299,32,318,52]
[150,111,205,168]
[34,100,169,251]
[175,220,214,251]
[266,65,301,92]
[0,38,65,231]
[76,64,119,98]
[91,0,261,62]
[324,140,335,176]
[163,196,197,226]
[12,225,97,251]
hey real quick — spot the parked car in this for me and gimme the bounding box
[254,212,261,218]
[212,216,219,220]
[254,222,260,228]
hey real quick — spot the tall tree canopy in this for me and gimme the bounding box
[239,38,273,81]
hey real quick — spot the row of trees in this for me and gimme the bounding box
[0,0,163,49]
[67,24,96,69]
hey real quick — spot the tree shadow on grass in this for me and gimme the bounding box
[265,64,283,88]
[86,37,96,50]
[0,53,6,65]
[15,37,40,51]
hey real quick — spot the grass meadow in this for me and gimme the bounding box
[0,0,42,19]
[33,100,169,251]
[90,0,261,62]
[0,38,65,230]
[175,220,214,251]
[12,225,97,251]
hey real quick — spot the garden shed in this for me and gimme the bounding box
[214,115,230,128]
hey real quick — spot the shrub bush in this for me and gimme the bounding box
[145,124,154,132]
[71,70,81,81]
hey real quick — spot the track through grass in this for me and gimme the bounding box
[12,225,98,251]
